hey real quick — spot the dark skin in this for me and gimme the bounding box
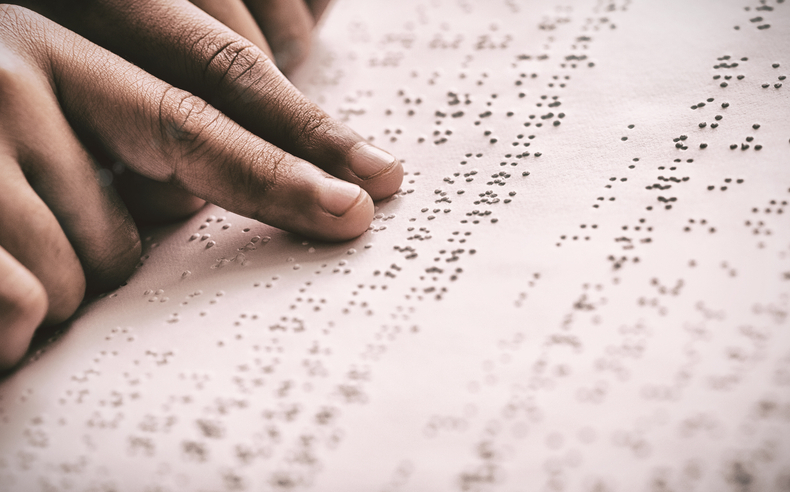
[0,0,404,370]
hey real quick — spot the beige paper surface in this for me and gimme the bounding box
[1,0,789,490]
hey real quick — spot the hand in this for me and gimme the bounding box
[0,2,403,370]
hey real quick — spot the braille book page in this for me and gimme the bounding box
[1,0,789,490]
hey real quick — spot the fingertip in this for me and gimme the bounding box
[0,251,48,372]
[347,143,404,201]
[366,157,404,201]
[314,179,374,241]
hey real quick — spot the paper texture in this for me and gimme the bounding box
[1,0,789,490]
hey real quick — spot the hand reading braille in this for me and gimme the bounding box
[0,0,404,370]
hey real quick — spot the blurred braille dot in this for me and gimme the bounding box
[722,102,729,108]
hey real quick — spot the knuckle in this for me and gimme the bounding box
[245,148,290,218]
[296,109,332,148]
[157,88,220,169]
[199,35,268,92]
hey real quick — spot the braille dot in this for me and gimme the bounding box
[621,136,628,141]
[722,102,729,108]
[753,123,761,129]
[700,143,708,149]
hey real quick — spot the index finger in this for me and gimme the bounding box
[7,6,374,242]
[26,0,404,201]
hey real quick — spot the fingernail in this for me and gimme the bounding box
[320,178,362,217]
[350,143,397,179]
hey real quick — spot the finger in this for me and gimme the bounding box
[114,170,207,224]
[0,24,142,293]
[27,0,404,201]
[0,245,47,371]
[305,0,332,22]
[79,143,206,225]
[0,155,84,325]
[243,0,314,73]
[22,9,374,241]
[188,0,274,59]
